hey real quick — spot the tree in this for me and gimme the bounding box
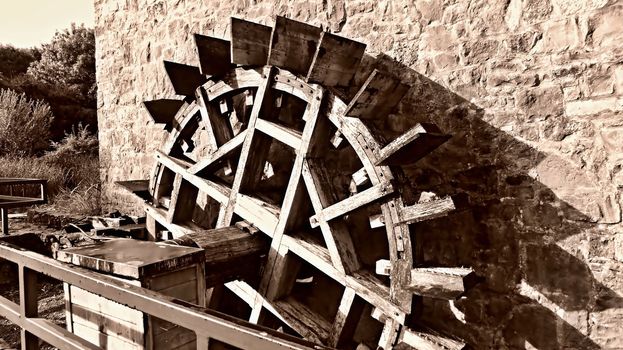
[27,24,96,106]
[0,89,54,156]
[0,45,40,78]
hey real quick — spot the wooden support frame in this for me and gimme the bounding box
[0,178,47,235]
[0,241,328,350]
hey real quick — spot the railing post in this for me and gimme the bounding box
[1,208,8,236]
[19,265,38,350]
[196,335,209,349]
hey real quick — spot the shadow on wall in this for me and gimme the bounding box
[352,54,622,348]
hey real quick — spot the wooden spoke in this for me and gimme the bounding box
[164,61,206,96]
[375,123,451,166]
[188,130,247,175]
[302,159,359,274]
[328,287,365,347]
[309,182,394,228]
[255,118,303,150]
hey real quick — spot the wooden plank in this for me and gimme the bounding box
[72,322,139,350]
[345,69,409,120]
[268,16,322,76]
[157,280,198,303]
[399,196,456,225]
[147,266,197,292]
[375,123,451,166]
[272,297,331,344]
[307,31,366,87]
[194,34,232,76]
[255,118,302,149]
[143,99,185,126]
[328,287,365,347]
[69,285,144,326]
[19,265,38,350]
[167,174,199,223]
[164,61,207,96]
[398,327,466,350]
[231,17,272,66]
[71,303,144,343]
[408,267,477,299]
[352,167,369,187]
[302,159,359,274]
[309,182,394,228]
[155,151,231,204]
[188,130,247,175]
[375,259,391,276]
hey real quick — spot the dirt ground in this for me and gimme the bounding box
[0,217,71,350]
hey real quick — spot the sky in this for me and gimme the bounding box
[0,1,94,48]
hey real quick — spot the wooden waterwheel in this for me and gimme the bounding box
[121,16,476,350]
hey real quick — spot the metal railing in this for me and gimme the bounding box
[0,241,327,350]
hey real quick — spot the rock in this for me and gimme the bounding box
[515,85,564,118]
[589,4,623,48]
[538,18,581,53]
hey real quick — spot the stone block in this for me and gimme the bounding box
[515,85,563,118]
[589,4,623,48]
[565,97,621,116]
[538,18,581,53]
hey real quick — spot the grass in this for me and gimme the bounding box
[0,154,101,216]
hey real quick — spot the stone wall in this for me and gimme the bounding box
[94,0,623,348]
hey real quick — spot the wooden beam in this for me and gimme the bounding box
[268,16,322,76]
[217,66,276,228]
[302,159,359,274]
[408,267,477,299]
[399,196,456,225]
[345,69,409,120]
[328,287,365,347]
[375,123,451,166]
[164,226,267,287]
[164,61,206,96]
[272,297,331,345]
[307,31,366,87]
[398,327,466,350]
[309,182,394,228]
[166,174,199,224]
[230,17,272,66]
[255,118,303,149]
[188,130,247,175]
[194,34,232,76]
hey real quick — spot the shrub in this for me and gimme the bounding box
[0,89,54,156]
[44,125,99,190]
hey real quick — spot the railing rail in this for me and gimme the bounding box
[0,178,48,235]
[0,241,327,350]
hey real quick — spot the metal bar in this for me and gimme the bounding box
[0,241,327,350]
